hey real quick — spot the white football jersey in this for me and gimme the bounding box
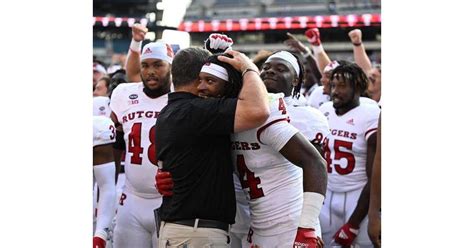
[360,96,379,107]
[308,86,330,109]
[110,83,168,198]
[93,116,116,147]
[93,96,111,117]
[319,101,380,192]
[285,96,330,146]
[231,173,251,234]
[302,84,318,98]
[231,93,302,236]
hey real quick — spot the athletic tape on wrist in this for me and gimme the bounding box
[312,44,324,54]
[130,39,142,53]
[94,229,108,240]
[298,192,325,228]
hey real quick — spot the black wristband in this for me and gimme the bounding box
[242,68,259,77]
[352,42,362,46]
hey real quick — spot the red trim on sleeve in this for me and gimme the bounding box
[256,118,289,144]
[365,127,378,139]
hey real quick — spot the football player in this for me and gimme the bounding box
[109,23,173,248]
[198,53,328,247]
[318,62,380,247]
[93,116,116,248]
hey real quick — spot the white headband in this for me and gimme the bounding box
[265,51,300,77]
[141,42,173,64]
[323,60,340,73]
[200,63,229,81]
[93,63,107,74]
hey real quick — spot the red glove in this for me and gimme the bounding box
[93,236,106,248]
[293,227,324,248]
[333,223,359,247]
[305,28,321,46]
[155,170,173,196]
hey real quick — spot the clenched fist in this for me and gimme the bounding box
[132,23,148,42]
[348,29,362,45]
[305,28,321,46]
[204,33,233,54]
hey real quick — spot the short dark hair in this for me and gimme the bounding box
[172,47,211,87]
[330,62,368,95]
[108,69,127,97]
[98,76,111,88]
[205,53,243,98]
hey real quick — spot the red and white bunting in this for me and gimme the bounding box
[298,16,308,29]
[315,16,324,28]
[101,17,109,26]
[346,14,356,27]
[127,18,135,27]
[211,20,220,31]
[114,17,122,27]
[330,15,339,27]
[239,18,249,30]
[177,14,381,32]
[226,19,233,31]
[92,13,381,31]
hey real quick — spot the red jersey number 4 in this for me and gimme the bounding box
[236,155,264,199]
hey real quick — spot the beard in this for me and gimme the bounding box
[141,71,171,98]
[333,92,359,115]
[140,71,171,98]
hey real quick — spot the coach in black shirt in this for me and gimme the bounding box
[155,47,269,247]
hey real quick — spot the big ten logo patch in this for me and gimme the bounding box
[129,94,139,105]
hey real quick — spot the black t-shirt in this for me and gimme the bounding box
[155,92,237,224]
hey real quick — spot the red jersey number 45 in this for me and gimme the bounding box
[324,139,355,175]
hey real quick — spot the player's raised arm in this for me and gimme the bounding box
[204,33,233,54]
[125,24,148,82]
[348,29,372,75]
[305,28,331,75]
[284,32,320,85]
[218,50,270,132]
